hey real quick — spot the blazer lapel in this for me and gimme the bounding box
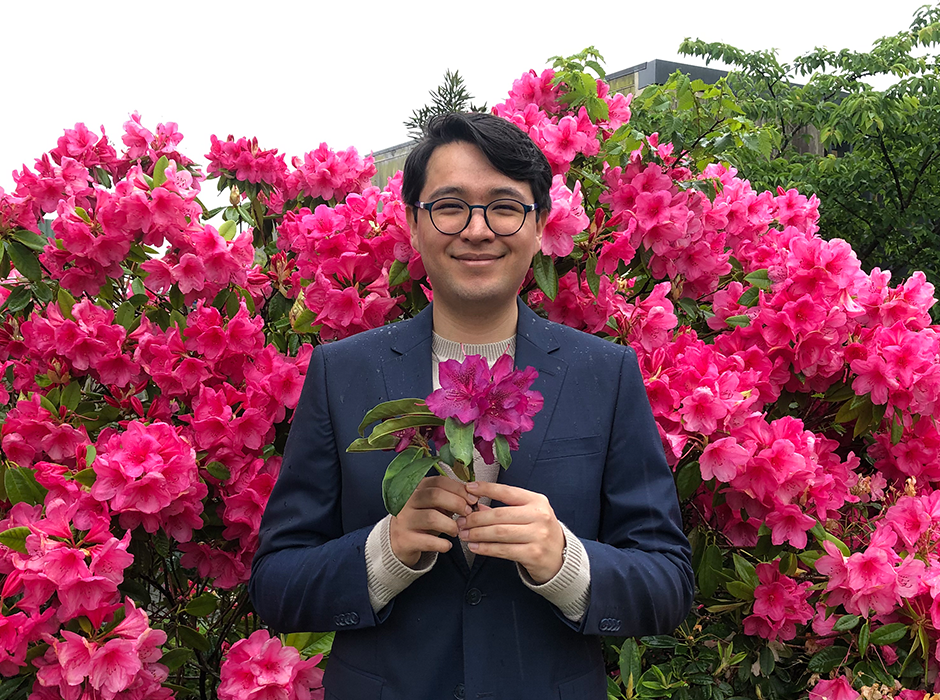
[500,299,568,493]
[382,305,434,401]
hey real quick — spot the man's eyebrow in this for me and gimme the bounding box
[426,185,464,200]
[425,185,529,200]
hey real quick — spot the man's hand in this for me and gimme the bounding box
[457,482,565,584]
[389,476,477,567]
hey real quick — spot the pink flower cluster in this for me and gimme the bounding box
[599,158,732,298]
[540,175,590,257]
[218,629,323,700]
[140,223,258,304]
[426,354,543,464]
[38,160,205,296]
[287,143,377,203]
[91,420,206,541]
[276,180,406,340]
[0,496,130,629]
[817,492,939,623]
[32,600,170,700]
[18,298,139,391]
[121,111,193,171]
[206,135,289,189]
[743,562,813,641]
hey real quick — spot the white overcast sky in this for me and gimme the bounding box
[1,0,932,192]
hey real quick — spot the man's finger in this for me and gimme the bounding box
[458,523,532,544]
[465,481,535,505]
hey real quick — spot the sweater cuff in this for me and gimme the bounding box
[365,514,438,612]
[517,522,591,622]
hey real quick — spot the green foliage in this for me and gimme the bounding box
[676,4,940,303]
[405,69,487,139]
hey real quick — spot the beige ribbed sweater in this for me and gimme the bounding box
[364,334,591,622]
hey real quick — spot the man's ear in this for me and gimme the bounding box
[533,210,545,251]
[405,205,419,252]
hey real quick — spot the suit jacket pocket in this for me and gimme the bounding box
[323,654,384,700]
[536,435,604,461]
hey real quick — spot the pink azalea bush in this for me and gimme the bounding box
[0,50,937,698]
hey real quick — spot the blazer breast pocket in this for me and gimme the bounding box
[534,435,605,537]
[536,435,605,461]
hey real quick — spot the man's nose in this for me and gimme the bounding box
[461,207,494,240]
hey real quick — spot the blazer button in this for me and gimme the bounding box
[599,617,621,632]
[465,588,482,606]
[348,612,359,625]
[453,683,465,699]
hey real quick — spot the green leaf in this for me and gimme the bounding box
[85,445,97,468]
[732,553,758,587]
[347,435,399,452]
[675,461,702,500]
[619,638,642,699]
[810,521,851,557]
[494,434,511,470]
[4,467,48,506]
[759,646,775,676]
[833,614,861,632]
[6,241,41,281]
[0,675,30,700]
[444,417,474,467]
[808,646,849,673]
[73,468,97,486]
[382,450,438,516]
[151,156,170,189]
[218,219,237,241]
[696,543,723,598]
[11,229,47,251]
[58,287,76,319]
[115,301,136,329]
[743,269,773,290]
[0,526,30,554]
[306,630,335,656]
[532,252,559,300]
[357,398,433,436]
[859,620,870,656]
[184,592,219,617]
[177,625,211,652]
[736,286,760,308]
[159,648,193,672]
[726,580,755,600]
[118,578,152,607]
[1,286,32,313]
[834,399,862,424]
[388,259,411,286]
[366,414,444,443]
[60,381,81,412]
[870,622,908,645]
[585,255,601,297]
[890,412,904,445]
[205,461,231,481]
[724,314,751,328]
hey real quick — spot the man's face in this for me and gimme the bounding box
[407,141,543,315]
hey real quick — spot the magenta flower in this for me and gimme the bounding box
[426,355,491,424]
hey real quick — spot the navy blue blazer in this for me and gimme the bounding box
[250,299,693,700]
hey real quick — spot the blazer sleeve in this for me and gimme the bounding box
[576,347,694,637]
[249,345,384,633]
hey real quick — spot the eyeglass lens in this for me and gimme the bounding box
[429,198,527,235]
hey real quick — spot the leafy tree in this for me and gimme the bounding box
[664,5,940,294]
[404,69,486,139]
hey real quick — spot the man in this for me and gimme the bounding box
[250,113,693,700]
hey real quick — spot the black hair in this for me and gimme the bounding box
[402,112,553,221]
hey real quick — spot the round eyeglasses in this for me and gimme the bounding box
[414,197,538,236]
